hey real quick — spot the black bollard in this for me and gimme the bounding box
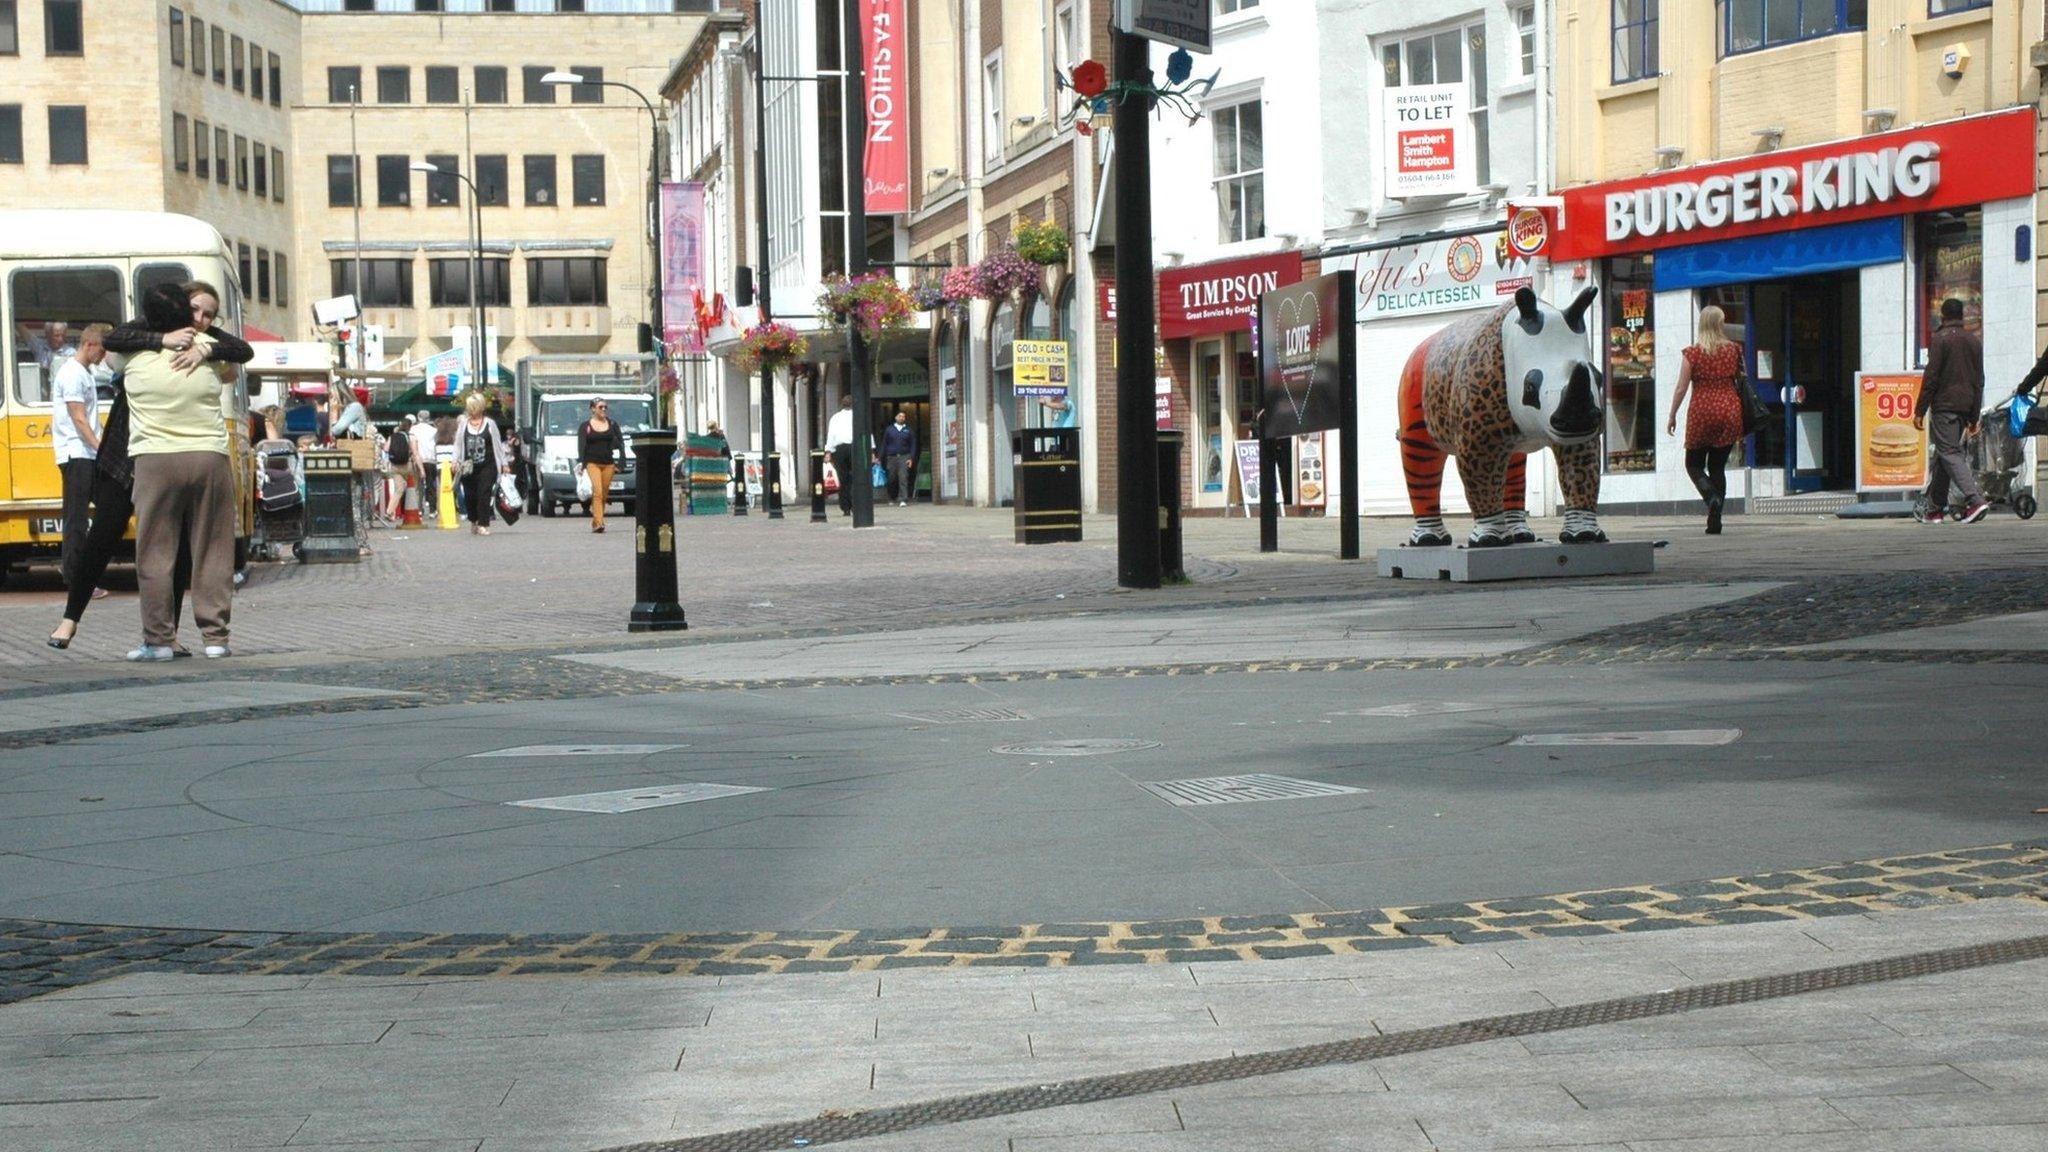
[731,455,748,516]
[809,448,828,523]
[628,430,688,633]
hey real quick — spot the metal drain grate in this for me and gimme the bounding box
[507,783,770,813]
[603,932,2048,1152]
[469,744,686,758]
[990,739,1161,757]
[1511,729,1742,747]
[1141,773,1365,806]
[895,707,1031,724]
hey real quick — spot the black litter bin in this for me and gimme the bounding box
[1011,427,1081,544]
[1157,429,1184,581]
[299,449,359,564]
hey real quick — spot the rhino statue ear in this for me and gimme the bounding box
[1514,286,1542,334]
[1565,286,1599,334]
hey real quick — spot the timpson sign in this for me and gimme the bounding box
[1529,109,2034,263]
[1157,251,1304,339]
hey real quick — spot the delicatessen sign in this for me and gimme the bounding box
[1344,231,1534,322]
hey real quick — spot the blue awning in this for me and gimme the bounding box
[1652,218,1905,292]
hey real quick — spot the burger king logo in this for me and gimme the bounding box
[1446,236,1483,284]
[1508,206,1549,258]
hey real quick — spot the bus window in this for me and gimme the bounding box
[10,267,122,406]
[136,262,194,305]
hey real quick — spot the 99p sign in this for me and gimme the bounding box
[1855,372,1929,492]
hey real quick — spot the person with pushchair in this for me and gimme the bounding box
[1914,298,1991,525]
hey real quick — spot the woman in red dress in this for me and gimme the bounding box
[1666,305,1747,535]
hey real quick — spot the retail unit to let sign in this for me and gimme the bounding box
[859,0,909,214]
[1012,339,1069,399]
[1383,84,1471,198]
[1114,0,1209,52]
[1854,372,1930,492]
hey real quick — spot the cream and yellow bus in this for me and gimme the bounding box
[0,210,253,573]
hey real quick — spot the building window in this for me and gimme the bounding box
[48,105,86,164]
[377,154,410,206]
[523,65,555,104]
[523,154,556,205]
[1929,0,1990,11]
[236,245,251,294]
[425,66,458,104]
[268,53,281,107]
[195,120,210,179]
[570,65,603,102]
[526,257,607,306]
[167,7,183,65]
[1719,0,1863,57]
[475,154,508,205]
[210,25,224,83]
[0,106,21,164]
[0,0,16,55]
[1215,0,1256,11]
[377,66,409,104]
[982,52,1003,164]
[250,42,264,101]
[234,135,248,190]
[1381,22,1492,187]
[488,0,513,10]
[558,0,584,10]
[1917,207,1981,355]
[571,154,604,205]
[1513,4,1535,78]
[256,248,271,303]
[416,0,441,10]
[425,153,460,206]
[213,126,227,184]
[252,144,266,196]
[475,66,507,103]
[275,252,288,307]
[327,154,356,206]
[1613,1,1658,79]
[344,0,372,10]
[1211,100,1264,244]
[171,113,189,172]
[429,258,512,307]
[329,66,360,104]
[270,146,284,201]
[189,16,203,74]
[231,35,244,91]
[331,258,413,307]
[1602,255,1656,474]
[43,0,80,53]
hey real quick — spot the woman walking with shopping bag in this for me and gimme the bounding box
[454,393,509,535]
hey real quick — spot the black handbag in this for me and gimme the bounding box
[1736,369,1771,436]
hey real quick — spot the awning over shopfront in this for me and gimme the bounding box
[1652,217,1905,292]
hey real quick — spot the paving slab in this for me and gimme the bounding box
[0,681,406,733]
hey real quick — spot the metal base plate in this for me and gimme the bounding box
[1377,541,1656,583]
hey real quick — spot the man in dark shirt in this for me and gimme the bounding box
[1914,298,1988,524]
[881,409,917,507]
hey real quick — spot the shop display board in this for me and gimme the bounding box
[1854,372,1929,492]
[1257,270,1359,558]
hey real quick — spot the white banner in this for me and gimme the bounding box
[1383,84,1472,198]
[1338,231,1535,323]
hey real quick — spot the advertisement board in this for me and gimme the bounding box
[859,0,910,214]
[1012,339,1069,399]
[1234,440,1262,512]
[1257,270,1355,438]
[1114,0,1210,53]
[1854,372,1930,492]
[1383,84,1471,198]
[659,182,707,354]
[1296,432,1326,508]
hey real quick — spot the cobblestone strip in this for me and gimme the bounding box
[4,842,2042,1003]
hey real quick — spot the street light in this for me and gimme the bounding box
[411,161,488,392]
[540,70,666,421]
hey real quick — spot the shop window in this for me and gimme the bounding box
[1719,0,1865,57]
[1916,207,1981,357]
[475,66,507,104]
[1602,255,1656,474]
[526,257,607,306]
[1381,22,1491,186]
[331,258,413,307]
[44,0,81,54]
[1212,99,1265,244]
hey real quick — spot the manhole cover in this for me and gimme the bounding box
[507,783,770,813]
[1332,702,1492,718]
[470,744,686,758]
[1142,774,1365,806]
[896,707,1031,724]
[991,739,1161,757]
[1510,729,1743,747]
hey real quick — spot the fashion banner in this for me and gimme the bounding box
[1257,270,1355,438]
[860,0,909,214]
[1854,371,1929,492]
[659,182,707,355]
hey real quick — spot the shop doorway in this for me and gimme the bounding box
[869,398,933,500]
[1701,273,1861,493]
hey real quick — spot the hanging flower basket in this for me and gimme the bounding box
[816,272,916,344]
[973,246,1041,300]
[911,282,948,312]
[734,322,809,374]
[942,265,981,309]
[1014,219,1071,267]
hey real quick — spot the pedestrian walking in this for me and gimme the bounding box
[118,282,244,661]
[882,408,917,506]
[383,415,417,522]
[1666,304,1747,535]
[576,399,625,533]
[454,393,509,535]
[409,410,438,512]
[825,395,855,515]
[1915,297,1990,524]
[51,322,110,594]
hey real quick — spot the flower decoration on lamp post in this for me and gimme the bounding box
[1058,47,1218,135]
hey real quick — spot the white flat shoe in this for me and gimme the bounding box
[203,645,231,659]
[125,645,174,662]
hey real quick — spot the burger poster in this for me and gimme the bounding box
[1855,372,1929,492]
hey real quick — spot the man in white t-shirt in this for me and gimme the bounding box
[51,323,109,590]
[824,395,855,516]
[410,410,439,510]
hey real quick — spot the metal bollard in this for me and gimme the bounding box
[809,449,828,522]
[628,430,688,633]
[731,456,749,516]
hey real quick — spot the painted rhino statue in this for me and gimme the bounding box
[1397,285,1607,548]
